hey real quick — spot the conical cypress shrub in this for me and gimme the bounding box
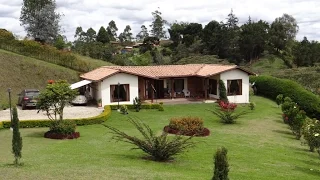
[12,107,22,166]
[212,146,229,180]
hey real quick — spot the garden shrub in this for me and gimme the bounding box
[250,75,320,119]
[103,117,195,161]
[281,97,307,139]
[248,102,255,110]
[302,119,320,153]
[49,120,76,135]
[212,146,229,180]
[133,97,142,112]
[276,94,284,107]
[219,80,228,102]
[2,106,111,128]
[110,103,160,110]
[209,101,247,124]
[120,105,128,114]
[158,104,164,111]
[169,117,204,134]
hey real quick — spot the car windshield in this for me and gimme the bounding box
[26,91,39,97]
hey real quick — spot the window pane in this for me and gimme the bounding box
[227,79,242,95]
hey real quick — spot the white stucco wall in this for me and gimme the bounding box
[99,73,139,106]
[220,69,250,103]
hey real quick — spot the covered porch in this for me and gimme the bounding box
[138,75,220,102]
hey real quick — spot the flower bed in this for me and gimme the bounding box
[44,131,80,140]
[163,126,210,137]
[164,116,210,137]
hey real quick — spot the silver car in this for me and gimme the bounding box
[71,95,87,105]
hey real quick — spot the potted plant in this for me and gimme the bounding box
[97,99,102,107]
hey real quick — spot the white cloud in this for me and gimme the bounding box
[0,0,320,41]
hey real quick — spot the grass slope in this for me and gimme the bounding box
[74,54,115,68]
[0,49,79,106]
[246,56,287,75]
[0,96,319,179]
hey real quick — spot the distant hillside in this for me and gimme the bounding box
[0,49,79,108]
[175,55,232,65]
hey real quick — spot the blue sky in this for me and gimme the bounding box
[0,0,319,41]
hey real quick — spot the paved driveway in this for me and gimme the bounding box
[0,106,103,121]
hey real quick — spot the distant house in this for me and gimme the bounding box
[121,46,133,54]
[73,64,255,106]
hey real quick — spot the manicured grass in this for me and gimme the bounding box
[0,49,79,106]
[0,96,319,179]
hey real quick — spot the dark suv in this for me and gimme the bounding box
[18,89,40,110]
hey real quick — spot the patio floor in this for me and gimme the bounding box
[144,98,217,105]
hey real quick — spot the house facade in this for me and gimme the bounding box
[78,64,255,106]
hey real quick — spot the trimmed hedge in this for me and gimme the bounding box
[250,75,320,119]
[2,106,111,129]
[109,103,161,110]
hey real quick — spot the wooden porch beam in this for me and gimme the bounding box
[204,78,208,100]
[171,78,174,99]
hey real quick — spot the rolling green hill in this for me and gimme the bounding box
[0,49,80,108]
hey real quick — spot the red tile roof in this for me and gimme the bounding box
[80,64,254,81]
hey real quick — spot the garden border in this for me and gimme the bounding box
[0,106,111,129]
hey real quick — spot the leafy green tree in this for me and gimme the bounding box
[201,20,223,55]
[37,80,78,121]
[54,34,67,50]
[150,9,167,39]
[107,20,118,41]
[239,18,269,62]
[269,14,299,55]
[131,51,152,66]
[20,0,61,43]
[136,25,149,42]
[223,9,241,62]
[120,25,133,42]
[212,147,229,180]
[73,26,86,55]
[168,21,189,46]
[96,26,110,44]
[12,107,23,166]
[85,28,97,43]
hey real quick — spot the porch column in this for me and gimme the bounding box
[171,78,174,99]
[204,78,208,100]
[151,79,155,103]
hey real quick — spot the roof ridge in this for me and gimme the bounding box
[194,64,206,75]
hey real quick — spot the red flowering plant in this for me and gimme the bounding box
[47,79,55,84]
[208,100,248,124]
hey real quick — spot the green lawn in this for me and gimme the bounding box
[0,96,319,179]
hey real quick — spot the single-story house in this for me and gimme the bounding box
[75,64,255,106]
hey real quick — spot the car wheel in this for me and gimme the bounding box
[22,104,26,110]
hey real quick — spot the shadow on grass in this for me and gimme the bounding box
[272,129,292,135]
[294,166,320,177]
[24,131,46,138]
[300,159,320,167]
[274,119,284,124]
